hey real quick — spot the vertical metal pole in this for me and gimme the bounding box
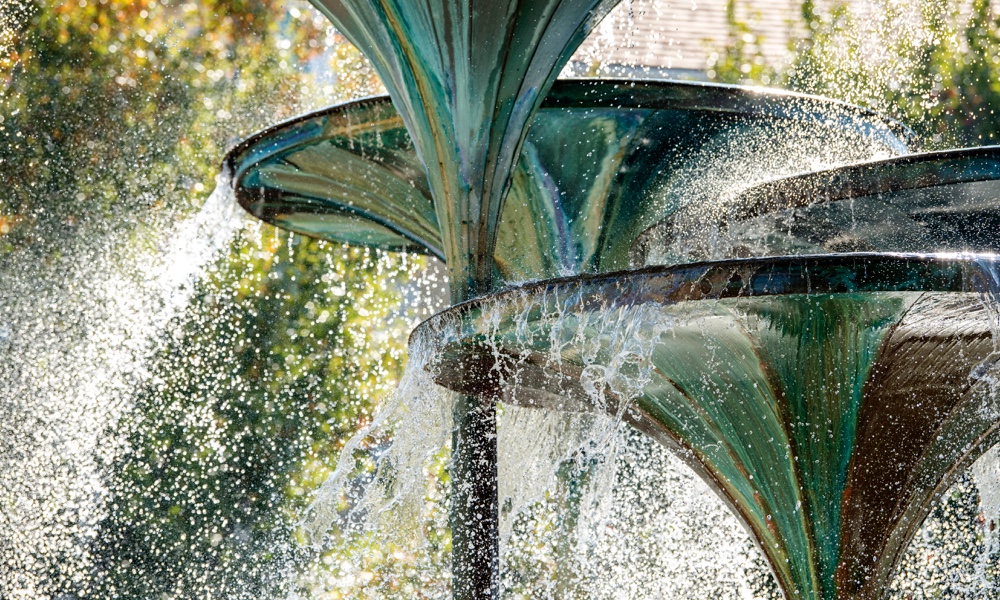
[451,393,499,599]
[450,268,499,599]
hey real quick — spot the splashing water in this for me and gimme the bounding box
[157,177,246,311]
[301,287,780,598]
[0,178,243,595]
[634,120,903,269]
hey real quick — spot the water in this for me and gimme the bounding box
[7,1,1000,598]
[301,254,1000,598]
[0,184,439,597]
[0,179,242,595]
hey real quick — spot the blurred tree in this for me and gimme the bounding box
[711,0,1000,149]
[705,0,776,85]
[0,0,372,255]
[0,1,434,598]
[84,230,430,599]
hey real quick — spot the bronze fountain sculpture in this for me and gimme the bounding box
[224,2,1000,597]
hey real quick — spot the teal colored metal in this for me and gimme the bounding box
[291,4,634,596]
[307,0,622,300]
[422,253,1000,599]
[226,79,912,285]
[221,1,995,596]
[637,146,1000,265]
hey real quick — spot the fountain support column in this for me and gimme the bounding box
[448,281,502,599]
[448,334,510,598]
[451,394,499,598]
[300,2,624,596]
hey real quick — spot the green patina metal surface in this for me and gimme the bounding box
[421,253,1000,599]
[222,1,1000,595]
[226,79,910,286]
[306,0,623,300]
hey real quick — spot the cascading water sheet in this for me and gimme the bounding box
[403,253,1000,599]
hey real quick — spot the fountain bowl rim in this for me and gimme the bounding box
[220,77,918,260]
[729,144,1000,218]
[222,77,917,184]
[631,144,1000,251]
[408,251,1000,347]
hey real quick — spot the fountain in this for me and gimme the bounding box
[224,1,1000,598]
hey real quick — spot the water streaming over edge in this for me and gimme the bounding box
[300,254,1000,598]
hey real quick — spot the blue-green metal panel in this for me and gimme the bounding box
[227,80,912,285]
[307,0,623,299]
[420,253,1000,599]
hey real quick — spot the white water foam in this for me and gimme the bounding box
[301,282,774,599]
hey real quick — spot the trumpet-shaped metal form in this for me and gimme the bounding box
[408,149,1000,598]
[225,1,1000,597]
[420,253,1000,599]
[227,79,909,284]
[308,0,624,299]
[231,64,1000,598]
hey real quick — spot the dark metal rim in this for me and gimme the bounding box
[409,252,1000,346]
[727,145,1000,221]
[222,78,916,181]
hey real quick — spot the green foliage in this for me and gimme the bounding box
[81,230,421,599]
[705,0,776,85]
[0,0,330,254]
[922,0,1000,146]
[711,0,1000,149]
